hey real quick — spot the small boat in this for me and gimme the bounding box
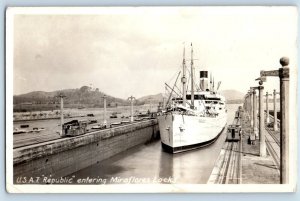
[13,128,27,134]
[121,120,130,124]
[110,122,122,127]
[110,112,118,118]
[111,122,121,125]
[28,127,46,133]
[34,127,45,131]
[20,124,29,128]
[137,112,150,118]
[88,119,98,124]
[91,124,107,129]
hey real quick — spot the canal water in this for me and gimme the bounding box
[69,104,241,184]
[13,104,157,148]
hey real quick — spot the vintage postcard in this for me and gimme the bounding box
[6,7,297,193]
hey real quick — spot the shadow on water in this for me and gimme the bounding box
[69,143,149,178]
[158,149,174,184]
[69,140,164,184]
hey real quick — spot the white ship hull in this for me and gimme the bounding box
[158,113,227,153]
[159,45,227,153]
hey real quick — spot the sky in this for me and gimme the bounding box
[12,7,297,99]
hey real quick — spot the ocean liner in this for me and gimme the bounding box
[157,44,227,153]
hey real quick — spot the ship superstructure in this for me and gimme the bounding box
[157,44,227,153]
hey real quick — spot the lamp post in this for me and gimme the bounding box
[265,92,272,124]
[279,57,290,184]
[258,81,266,157]
[273,89,280,131]
[260,57,290,184]
[250,89,253,127]
[248,89,255,144]
[57,94,66,137]
[250,87,258,140]
[103,95,107,126]
[128,95,136,122]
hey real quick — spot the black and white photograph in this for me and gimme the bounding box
[5,6,297,193]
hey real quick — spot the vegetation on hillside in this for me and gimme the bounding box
[14,87,245,112]
[13,86,143,112]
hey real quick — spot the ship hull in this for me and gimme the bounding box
[157,113,227,153]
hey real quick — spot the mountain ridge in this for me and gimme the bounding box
[136,89,244,103]
[13,86,132,112]
[14,87,244,112]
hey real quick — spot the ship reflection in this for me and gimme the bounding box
[158,149,174,184]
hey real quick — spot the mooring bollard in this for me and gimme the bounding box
[260,57,290,184]
[128,95,136,122]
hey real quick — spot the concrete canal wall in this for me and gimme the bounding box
[13,119,159,180]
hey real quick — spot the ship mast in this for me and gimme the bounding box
[213,76,215,92]
[210,73,212,91]
[181,45,187,107]
[190,43,194,109]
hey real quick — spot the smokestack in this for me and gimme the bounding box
[200,71,208,91]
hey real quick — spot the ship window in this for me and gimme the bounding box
[205,97,221,101]
[172,97,183,101]
[186,95,205,100]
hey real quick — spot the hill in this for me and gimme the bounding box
[219,90,244,101]
[137,93,164,104]
[136,90,244,103]
[13,86,132,112]
[13,88,245,112]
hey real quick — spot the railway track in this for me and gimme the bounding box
[264,113,280,171]
[208,140,241,184]
[208,112,280,184]
[223,142,240,184]
[265,113,280,143]
[265,134,280,171]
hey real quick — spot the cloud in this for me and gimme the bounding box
[13,7,297,98]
